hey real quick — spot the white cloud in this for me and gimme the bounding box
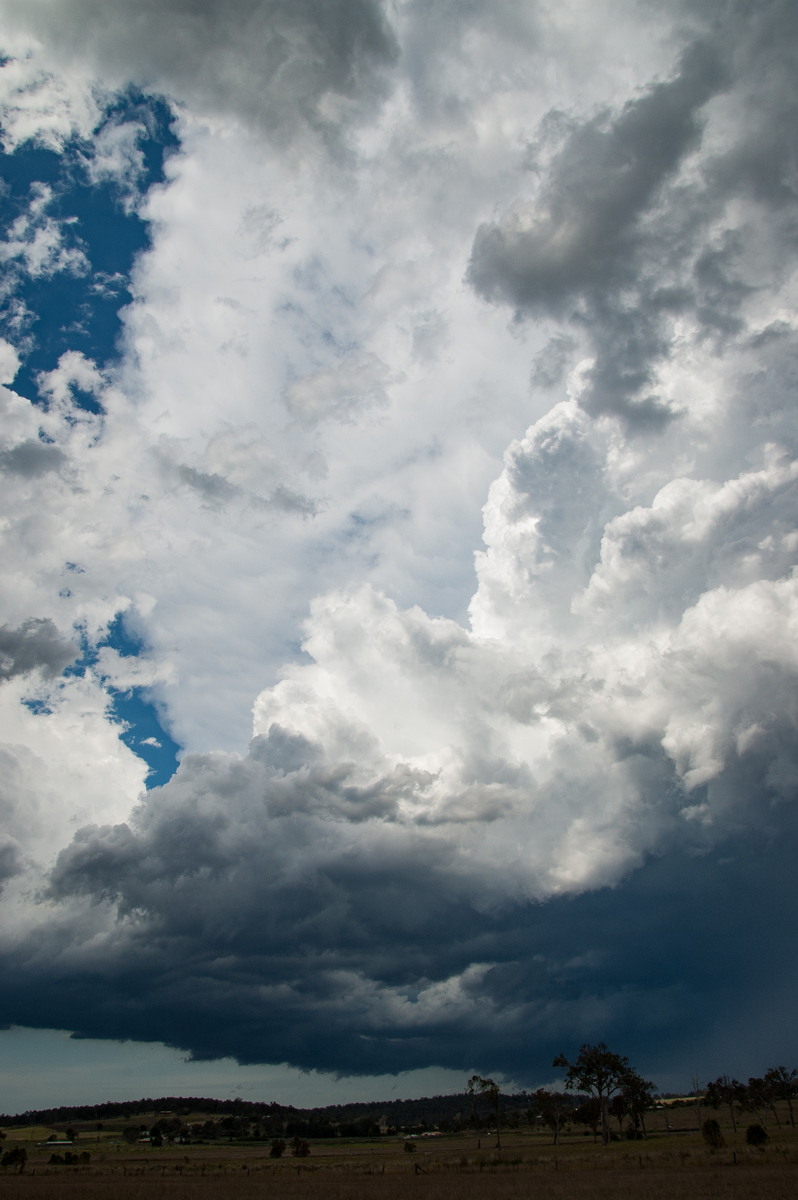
[0,52,100,152]
[0,337,20,384]
[0,671,146,894]
[0,183,88,278]
[82,115,150,209]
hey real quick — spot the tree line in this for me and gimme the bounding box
[0,1092,531,1136]
[0,1096,294,1127]
[1,1055,795,1147]
[520,1046,798,1147]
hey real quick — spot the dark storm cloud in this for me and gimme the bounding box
[2,0,398,147]
[1,738,794,1083]
[0,838,21,888]
[0,618,74,680]
[22,617,798,1083]
[696,0,798,244]
[30,738,489,1073]
[468,43,726,425]
[468,7,798,425]
[469,42,723,315]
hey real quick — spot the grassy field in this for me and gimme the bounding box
[0,1101,796,1198]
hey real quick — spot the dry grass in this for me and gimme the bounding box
[0,1162,796,1200]
[1,1101,796,1198]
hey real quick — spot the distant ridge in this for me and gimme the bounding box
[0,1091,533,1129]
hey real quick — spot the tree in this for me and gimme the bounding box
[466,1075,501,1149]
[705,1076,747,1135]
[528,1089,573,1145]
[269,1138,286,1158]
[620,1069,656,1138]
[553,1044,632,1146]
[572,1098,602,1142]
[466,1076,484,1149]
[763,1066,798,1127]
[690,1076,704,1127]
[746,1076,779,1127]
[486,1079,502,1150]
[291,1136,310,1157]
[609,1093,628,1133]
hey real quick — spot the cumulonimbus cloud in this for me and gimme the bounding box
[0,0,797,1087]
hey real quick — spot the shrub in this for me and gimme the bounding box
[746,1124,768,1147]
[701,1118,724,1150]
[1,1147,27,1172]
[269,1138,286,1158]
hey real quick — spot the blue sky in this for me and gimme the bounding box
[1,86,180,789]
[0,0,797,1114]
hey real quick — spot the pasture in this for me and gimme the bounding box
[1,1101,796,1199]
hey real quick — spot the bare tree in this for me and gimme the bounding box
[691,1075,704,1130]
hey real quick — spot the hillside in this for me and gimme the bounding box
[0,1090,533,1133]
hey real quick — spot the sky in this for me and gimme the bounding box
[0,0,797,1115]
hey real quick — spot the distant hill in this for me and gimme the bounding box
[0,1091,534,1132]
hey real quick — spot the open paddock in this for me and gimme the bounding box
[0,1161,796,1200]
[1,1138,797,1200]
[1,1104,796,1198]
